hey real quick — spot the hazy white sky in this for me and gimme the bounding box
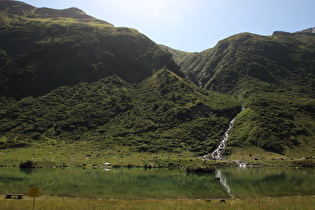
[21,0,315,52]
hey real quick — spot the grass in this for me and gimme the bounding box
[0,143,314,168]
[228,146,288,161]
[0,141,204,168]
[0,195,314,210]
[227,146,315,167]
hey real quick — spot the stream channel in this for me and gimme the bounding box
[203,108,247,168]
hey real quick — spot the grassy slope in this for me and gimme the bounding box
[169,32,315,157]
[0,68,240,158]
[0,1,314,159]
[0,1,244,161]
[0,1,180,99]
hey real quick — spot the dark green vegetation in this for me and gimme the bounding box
[18,160,37,168]
[0,68,239,155]
[0,1,180,99]
[186,165,215,173]
[0,1,240,157]
[0,1,314,159]
[162,31,315,157]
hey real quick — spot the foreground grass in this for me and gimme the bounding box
[0,196,314,210]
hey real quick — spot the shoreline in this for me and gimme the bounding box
[1,157,314,169]
[0,158,315,169]
[0,143,314,169]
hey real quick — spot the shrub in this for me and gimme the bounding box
[19,160,37,168]
[186,165,215,173]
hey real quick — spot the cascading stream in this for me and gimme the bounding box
[203,118,235,160]
[203,108,245,161]
[211,118,235,160]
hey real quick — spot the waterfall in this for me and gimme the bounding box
[203,118,235,160]
[211,118,235,160]
[203,108,246,163]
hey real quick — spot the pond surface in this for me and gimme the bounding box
[0,167,314,199]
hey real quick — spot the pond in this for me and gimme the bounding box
[0,167,314,199]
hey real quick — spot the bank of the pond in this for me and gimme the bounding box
[0,195,315,210]
[0,143,314,169]
[4,158,314,169]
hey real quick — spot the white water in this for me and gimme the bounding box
[233,160,247,168]
[212,118,235,160]
[203,118,235,160]
[203,108,248,168]
[215,169,235,198]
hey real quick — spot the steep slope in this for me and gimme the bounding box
[0,1,180,99]
[1,1,314,158]
[164,32,315,96]
[165,31,315,156]
[0,68,240,155]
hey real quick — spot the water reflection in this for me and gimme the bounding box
[0,168,227,199]
[217,167,315,198]
[215,169,234,198]
[0,167,314,199]
[19,168,34,175]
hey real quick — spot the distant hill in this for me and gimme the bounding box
[0,1,112,25]
[295,27,315,34]
[162,32,315,96]
[0,1,180,99]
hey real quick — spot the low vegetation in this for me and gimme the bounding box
[0,195,314,210]
[18,160,37,168]
[186,165,215,173]
[0,68,240,157]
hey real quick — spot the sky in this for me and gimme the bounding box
[21,0,315,52]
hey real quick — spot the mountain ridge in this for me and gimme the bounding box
[0,0,113,26]
[0,1,181,99]
[163,31,315,95]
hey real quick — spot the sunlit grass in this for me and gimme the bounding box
[0,142,201,168]
[0,196,314,210]
[0,142,314,168]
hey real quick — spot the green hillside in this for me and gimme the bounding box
[163,32,315,95]
[0,68,240,155]
[0,1,314,159]
[0,1,180,99]
[165,32,315,156]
